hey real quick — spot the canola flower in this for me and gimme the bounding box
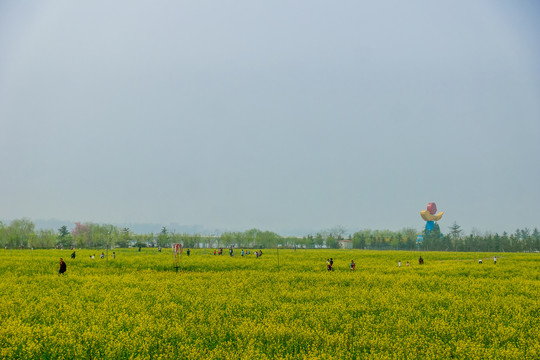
[0,249,538,359]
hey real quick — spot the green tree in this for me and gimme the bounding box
[389,234,400,249]
[352,230,371,249]
[256,230,281,248]
[532,228,540,252]
[35,229,57,248]
[314,233,324,248]
[448,222,463,240]
[401,228,418,250]
[181,233,196,248]
[169,232,181,248]
[191,234,201,248]
[219,232,234,247]
[0,221,6,247]
[500,232,510,251]
[57,225,72,248]
[88,223,116,249]
[447,222,464,252]
[157,227,169,248]
[325,234,339,249]
[304,234,315,248]
[117,228,131,248]
[244,229,260,247]
[133,234,149,248]
[6,218,35,248]
[422,223,442,251]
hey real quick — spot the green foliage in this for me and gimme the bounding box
[0,221,5,247]
[57,225,72,248]
[422,223,442,250]
[116,228,131,248]
[157,227,169,247]
[4,218,35,248]
[34,229,57,248]
[0,219,538,253]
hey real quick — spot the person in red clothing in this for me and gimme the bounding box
[58,258,67,275]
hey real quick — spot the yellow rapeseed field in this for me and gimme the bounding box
[0,249,538,359]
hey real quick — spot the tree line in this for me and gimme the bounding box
[0,219,539,253]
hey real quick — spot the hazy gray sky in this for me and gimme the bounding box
[1,0,539,235]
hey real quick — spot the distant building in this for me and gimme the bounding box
[339,240,352,249]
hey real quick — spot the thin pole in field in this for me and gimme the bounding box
[277,244,280,271]
[173,244,180,272]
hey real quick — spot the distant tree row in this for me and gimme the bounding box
[420,222,540,253]
[0,219,538,252]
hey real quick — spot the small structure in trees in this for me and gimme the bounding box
[338,239,352,249]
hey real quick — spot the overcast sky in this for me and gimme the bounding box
[1,1,539,235]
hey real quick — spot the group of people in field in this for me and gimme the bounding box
[212,248,264,257]
[58,249,501,275]
[83,251,116,260]
[59,250,119,274]
[479,256,497,264]
[397,257,423,267]
[326,258,334,271]
[326,258,356,271]
[325,255,501,272]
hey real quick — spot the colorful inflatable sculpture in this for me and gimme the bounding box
[420,202,443,231]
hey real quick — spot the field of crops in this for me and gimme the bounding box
[0,248,538,359]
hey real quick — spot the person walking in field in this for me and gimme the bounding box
[330,258,334,271]
[350,260,355,271]
[58,258,67,275]
[494,256,497,264]
[419,256,424,265]
[71,251,76,259]
[187,249,191,256]
[398,260,401,267]
[113,251,116,259]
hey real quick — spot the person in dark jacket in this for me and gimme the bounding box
[58,258,67,275]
